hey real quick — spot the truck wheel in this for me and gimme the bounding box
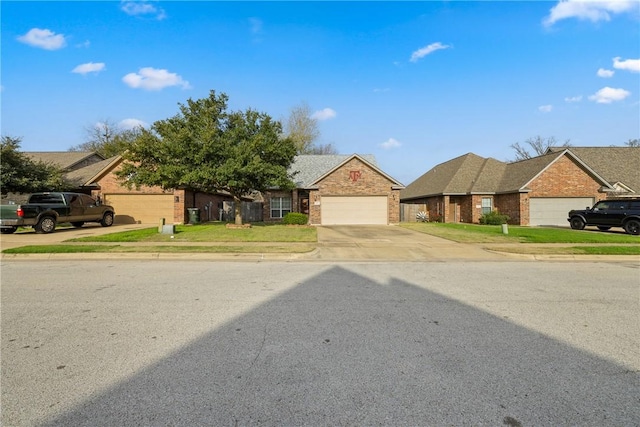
[35,216,56,234]
[1,227,17,234]
[71,222,85,228]
[100,212,114,227]
[569,217,585,230]
[597,226,611,231]
[624,219,640,235]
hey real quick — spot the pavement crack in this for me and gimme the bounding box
[249,321,269,370]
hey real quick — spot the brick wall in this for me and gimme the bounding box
[312,158,400,225]
[528,155,604,199]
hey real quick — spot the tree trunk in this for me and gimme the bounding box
[234,195,243,225]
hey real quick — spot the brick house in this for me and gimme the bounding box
[263,154,405,225]
[400,147,639,226]
[24,152,235,225]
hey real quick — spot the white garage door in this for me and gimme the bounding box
[530,197,594,226]
[104,194,174,224]
[321,196,388,225]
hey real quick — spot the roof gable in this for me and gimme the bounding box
[289,154,403,188]
[309,154,404,188]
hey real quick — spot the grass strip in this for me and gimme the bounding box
[487,245,640,255]
[401,222,640,244]
[2,244,316,254]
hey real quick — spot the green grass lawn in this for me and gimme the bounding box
[400,222,640,244]
[2,244,315,254]
[69,222,317,243]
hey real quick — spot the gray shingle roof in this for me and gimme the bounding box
[25,152,105,171]
[289,154,379,188]
[401,147,638,200]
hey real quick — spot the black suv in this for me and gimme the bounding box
[568,199,640,235]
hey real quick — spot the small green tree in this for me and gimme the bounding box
[117,91,297,225]
[1,136,67,195]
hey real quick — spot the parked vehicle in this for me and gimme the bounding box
[0,192,115,234]
[568,199,640,235]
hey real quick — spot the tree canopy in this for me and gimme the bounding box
[69,119,142,158]
[117,91,297,224]
[509,136,571,162]
[285,102,338,155]
[1,136,67,195]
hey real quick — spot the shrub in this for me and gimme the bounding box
[282,212,308,225]
[479,210,510,225]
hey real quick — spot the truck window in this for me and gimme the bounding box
[29,194,64,204]
[80,195,96,206]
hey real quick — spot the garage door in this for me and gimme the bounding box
[530,197,594,226]
[104,194,174,224]
[321,196,388,225]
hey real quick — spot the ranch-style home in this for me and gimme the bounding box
[23,152,237,225]
[264,154,405,225]
[400,147,639,227]
[21,152,405,226]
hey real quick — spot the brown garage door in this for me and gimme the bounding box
[321,196,388,225]
[104,194,174,224]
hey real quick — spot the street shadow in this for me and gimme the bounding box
[41,266,638,426]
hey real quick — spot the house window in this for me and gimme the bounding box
[481,197,493,215]
[270,197,291,218]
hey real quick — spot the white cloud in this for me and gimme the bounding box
[410,42,451,62]
[122,67,191,91]
[588,86,631,103]
[538,105,553,113]
[119,118,148,130]
[311,108,337,121]
[17,28,66,50]
[565,95,583,102]
[544,0,637,26]
[613,57,640,73]
[597,68,614,78]
[121,1,166,20]
[72,62,106,75]
[249,17,263,34]
[380,138,401,149]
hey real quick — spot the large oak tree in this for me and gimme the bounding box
[117,91,297,224]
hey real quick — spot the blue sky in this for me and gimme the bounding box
[2,1,639,185]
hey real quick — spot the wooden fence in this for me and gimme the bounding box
[221,201,263,223]
[400,203,427,222]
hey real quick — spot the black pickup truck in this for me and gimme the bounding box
[0,192,115,234]
[568,199,640,235]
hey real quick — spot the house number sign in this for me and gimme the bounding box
[349,170,362,182]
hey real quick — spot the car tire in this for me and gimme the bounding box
[597,226,611,231]
[1,227,17,234]
[71,222,85,228]
[569,217,585,230]
[100,212,114,227]
[624,219,640,235]
[35,216,56,234]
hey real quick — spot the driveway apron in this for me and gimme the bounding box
[312,225,501,261]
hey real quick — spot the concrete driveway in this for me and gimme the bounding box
[312,225,500,261]
[0,223,151,251]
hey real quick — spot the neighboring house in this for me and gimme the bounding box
[264,154,405,225]
[400,147,639,226]
[24,152,235,225]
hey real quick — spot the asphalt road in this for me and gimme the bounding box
[1,260,638,426]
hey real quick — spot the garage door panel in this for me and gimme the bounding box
[322,196,387,225]
[105,194,174,224]
[530,198,594,226]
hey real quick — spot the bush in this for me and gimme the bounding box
[282,212,308,225]
[479,210,510,225]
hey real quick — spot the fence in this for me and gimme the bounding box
[400,203,427,222]
[221,201,263,223]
